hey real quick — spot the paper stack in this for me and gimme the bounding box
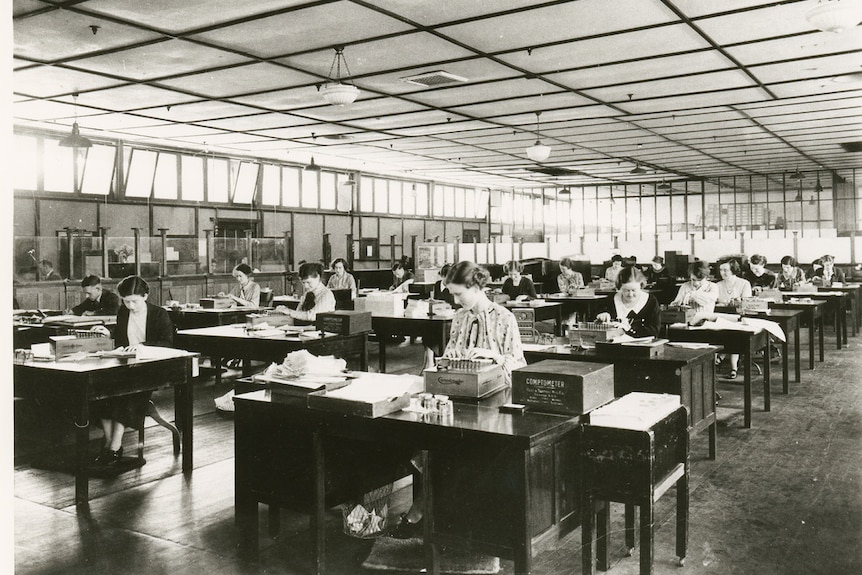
[589,392,680,431]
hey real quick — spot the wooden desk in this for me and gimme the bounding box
[543,294,609,322]
[12,316,117,349]
[523,344,717,459]
[166,306,263,330]
[770,300,825,369]
[175,325,369,385]
[715,307,802,391]
[667,326,769,428]
[820,284,860,337]
[13,349,197,507]
[504,301,564,335]
[234,390,581,575]
[370,314,453,373]
[784,292,847,349]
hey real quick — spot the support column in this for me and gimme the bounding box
[244,230,253,269]
[792,231,799,261]
[63,227,74,280]
[691,233,696,256]
[159,228,169,277]
[203,229,213,274]
[131,227,142,277]
[346,233,354,271]
[284,231,293,270]
[390,234,397,267]
[99,227,110,278]
[454,236,461,263]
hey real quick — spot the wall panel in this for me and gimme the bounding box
[153,205,195,235]
[14,197,36,236]
[293,213,324,263]
[41,199,98,235]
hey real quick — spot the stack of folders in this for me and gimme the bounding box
[588,392,680,431]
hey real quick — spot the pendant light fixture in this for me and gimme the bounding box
[809,195,817,206]
[525,111,551,162]
[806,0,862,33]
[304,157,322,171]
[814,172,824,193]
[320,46,359,106]
[657,180,672,191]
[795,183,804,202]
[629,163,646,174]
[790,167,804,180]
[59,93,93,148]
[558,187,571,195]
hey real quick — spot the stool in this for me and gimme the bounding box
[135,400,181,460]
[582,405,689,575]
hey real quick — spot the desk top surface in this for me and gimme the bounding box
[177,324,357,341]
[14,346,196,373]
[167,305,262,314]
[503,301,563,309]
[235,388,580,443]
[545,294,608,301]
[522,343,719,364]
[370,313,453,323]
[714,307,802,322]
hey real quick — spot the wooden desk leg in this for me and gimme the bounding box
[268,505,280,538]
[596,501,610,571]
[640,495,655,575]
[841,301,848,344]
[514,450,533,575]
[708,422,717,461]
[422,451,439,575]
[763,338,771,413]
[677,467,689,567]
[359,333,368,371]
[176,367,193,474]
[781,336,789,394]
[582,489,597,575]
[235,494,259,561]
[75,385,90,508]
[807,317,815,369]
[835,307,843,350]
[625,504,636,555]
[378,332,388,373]
[312,430,325,575]
[215,356,223,386]
[794,324,801,383]
[743,351,752,428]
[818,317,825,362]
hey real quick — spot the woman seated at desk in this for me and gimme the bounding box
[390,262,415,293]
[91,275,174,466]
[394,261,526,538]
[715,259,752,379]
[604,254,624,284]
[671,261,719,316]
[774,256,806,291]
[221,263,260,307]
[742,254,776,293]
[644,256,671,287]
[596,267,660,337]
[432,263,454,305]
[811,254,845,287]
[326,257,357,299]
[274,262,336,324]
[501,260,537,301]
[557,257,585,294]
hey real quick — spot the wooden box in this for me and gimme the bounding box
[50,335,115,359]
[738,297,769,314]
[316,311,372,335]
[200,296,233,309]
[307,388,410,418]
[595,338,668,359]
[757,289,783,303]
[512,360,615,416]
[660,307,697,324]
[512,308,537,344]
[424,364,506,399]
[568,322,624,348]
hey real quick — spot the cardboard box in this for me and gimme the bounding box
[424,364,506,399]
[354,293,407,316]
[512,360,615,416]
[200,296,233,309]
[316,311,372,335]
[50,335,115,359]
[738,298,769,314]
[595,338,668,359]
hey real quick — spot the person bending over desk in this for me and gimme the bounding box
[91,275,174,466]
[774,256,806,290]
[742,254,776,294]
[393,261,526,538]
[72,275,121,316]
[221,263,260,307]
[326,258,357,299]
[671,261,718,316]
[811,254,845,287]
[274,262,335,324]
[596,267,660,337]
[501,260,537,301]
[715,259,752,379]
[557,257,586,294]
[390,262,415,293]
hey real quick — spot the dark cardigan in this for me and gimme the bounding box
[501,277,537,300]
[600,294,661,338]
[114,302,174,347]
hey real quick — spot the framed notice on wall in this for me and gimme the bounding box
[359,238,379,260]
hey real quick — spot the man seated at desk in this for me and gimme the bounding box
[39,259,62,281]
[72,275,121,316]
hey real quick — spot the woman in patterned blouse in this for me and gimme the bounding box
[326,258,357,299]
[557,257,586,293]
[441,261,526,385]
[774,255,807,290]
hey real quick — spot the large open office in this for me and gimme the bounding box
[9,1,862,574]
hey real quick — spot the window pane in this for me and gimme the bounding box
[125,149,157,197]
[301,169,318,208]
[14,135,39,190]
[207,158,229,203]
[283,167,300,207]
[336,174,352,212]
[671,194,685,236]
[641,190,655,236]
[389,181,402,215]
[374,178,387,213]
[454,187,465,218]
[43,139,75,193]
[181,155,204,201]
[262,164,280,205]
[320,171,336,210]
[153,152,178,199]
[433,184,444,217]
[415,183,429,216]
[464,188,476,219]
[686,186,702,235]
[81,144,116,195]
[403,182,416,215]
[232,161,259,204]
[476,188,489,219]
[444,186,455,217]
[360,176,374,212]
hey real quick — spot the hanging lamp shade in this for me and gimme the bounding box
[59,122,92,148]
[321,46,359,105]
[558,187,571,195]
[304,157,322,171]
[525,111,551,162]
[814,172,824,192]
[630,163,646,174]
[806,0,862,33]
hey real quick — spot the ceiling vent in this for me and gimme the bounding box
[320,134,353,141]
[525,166,589,177]
[401,70,468,87]
[840,141,862,152]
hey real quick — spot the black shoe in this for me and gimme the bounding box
[390,513,421,539]
[103,446,123,465]
[94,446,109,464]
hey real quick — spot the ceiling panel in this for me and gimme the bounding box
[292,97,430,122]
[70,39,250,81]
[197,113,312,131]
[358,58,520,96]
[362,0,542,27]
[13,0,49,18]
[695,3,817,45]
[726,27,862,65]
[188,1,413,58]
[582,69,758,102]
[618,87,769,114]
[450,92,598,118]
[156,62,318,98]
[408,78,560,108]
[439,0,679,54]
[13,65,128,98]
[57,84,194,110]
[751,53,862,84]
[133,100,264,122]
[671,1,783,19]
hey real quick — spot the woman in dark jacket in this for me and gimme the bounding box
[500,260,537,300]
[92,275,174,466]
[596,266,660,338]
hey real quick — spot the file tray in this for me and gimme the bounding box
[595,338,668,359]
[307,387,410,418]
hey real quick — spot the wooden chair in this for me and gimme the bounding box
[133,400,181,461]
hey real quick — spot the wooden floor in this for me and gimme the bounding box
[14,329,862,575]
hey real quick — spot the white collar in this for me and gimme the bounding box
[614,291,648,318]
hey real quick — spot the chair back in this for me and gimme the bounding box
[260,288,274,307]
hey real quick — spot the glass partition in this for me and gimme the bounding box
[252,237,286,272]
[212,236,250,274]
